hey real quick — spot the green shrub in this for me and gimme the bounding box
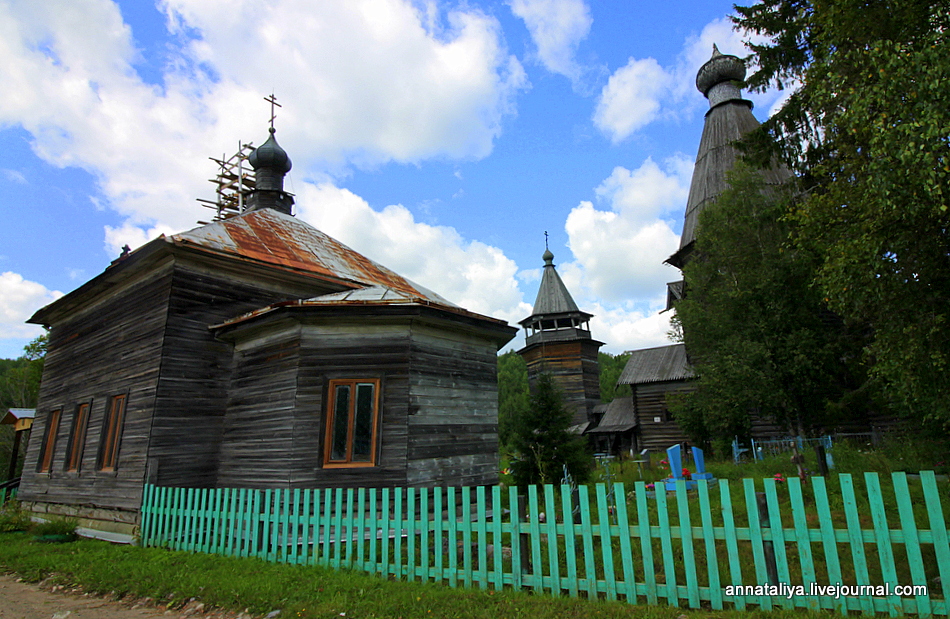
[0,501,32,532]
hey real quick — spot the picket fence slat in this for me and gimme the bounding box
[743,478,772,611]
[138,473,950,617]
[719,479,745,610]
[476,485,488,590]
[491,486,504,591]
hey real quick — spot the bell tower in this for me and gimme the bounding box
[518,246,603,427]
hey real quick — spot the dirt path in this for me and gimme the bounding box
[0,575,253,619]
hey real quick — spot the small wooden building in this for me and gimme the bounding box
[17,127,515,540]
[2,408,34,480]
[585,398,636,455]
[613,344,694,453]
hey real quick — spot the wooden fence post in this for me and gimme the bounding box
[517,491,531,576]
[756,491,779,586]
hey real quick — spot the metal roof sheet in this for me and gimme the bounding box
[2,408,35,424]
[618,343,694,385]
[211,284,511,331]
[170,208,449,304]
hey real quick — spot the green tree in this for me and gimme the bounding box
[508,373,590,485]
[671,163,869,455]
[0,334,47,480]
[598,352,631,403]
[734,0,950,425]
[497,351,529,448]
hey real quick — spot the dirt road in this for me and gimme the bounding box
[0,575,253,619]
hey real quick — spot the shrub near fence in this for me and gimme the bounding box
[140,472,950,617]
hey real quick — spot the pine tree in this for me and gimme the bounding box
[509,373,590,486]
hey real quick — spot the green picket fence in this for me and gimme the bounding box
[0,486,15,508]
[140,472,950,616]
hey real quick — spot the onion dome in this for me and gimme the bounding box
[245,127,295,215]
[695,44,748,108]
[249,128,291,183]
[542,248,554,266]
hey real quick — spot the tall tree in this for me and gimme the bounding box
[672,163,868,454]
[734,0,950,425]
[508,373,590,485]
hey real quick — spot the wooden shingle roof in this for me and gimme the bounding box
[586,397,636,434]
[618,343,694,385]
[667,47,791,269]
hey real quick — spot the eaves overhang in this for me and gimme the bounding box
[210,294,517,348]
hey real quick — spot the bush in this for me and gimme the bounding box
[0,501,32,532]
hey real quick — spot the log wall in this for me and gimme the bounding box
[18,264,174,512]
[521,339,601,426]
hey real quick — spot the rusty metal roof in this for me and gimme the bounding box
[169,208,449,304]
[618,343,694,385]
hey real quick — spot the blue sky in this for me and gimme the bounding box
[0,0,785,359]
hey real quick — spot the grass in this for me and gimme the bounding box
[0,530,839,619]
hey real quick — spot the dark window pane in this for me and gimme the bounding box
[352,383,375,461]
[331,385,351,461]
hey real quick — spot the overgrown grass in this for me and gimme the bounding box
[595,433,950,489]
[0,531,841,619]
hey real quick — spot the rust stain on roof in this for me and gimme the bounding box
[169,209,449,304]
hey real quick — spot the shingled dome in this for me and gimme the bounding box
[666,45,790,270]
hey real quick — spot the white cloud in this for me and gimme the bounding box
[296,182,531,328]
[2,169,26,184]
[104,222,179,257]
[551,156,690,354]
[588,297,675,354]
[508,0,592,85]
[0,272,62,342]
[592,16,785,142]
[0,0,526,250]
[593,58,670,143]
[564,156,689,301]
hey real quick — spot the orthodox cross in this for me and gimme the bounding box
[264,93,281,130]
[544,230,549,250]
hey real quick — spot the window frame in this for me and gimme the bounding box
[98,393,128,472]
[37,408,62,473]
[322,378,381,468]
[65,400,92,472]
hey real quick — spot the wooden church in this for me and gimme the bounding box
[604,46,789,454]
[17,124,516,540]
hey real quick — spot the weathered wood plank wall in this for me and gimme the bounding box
[19,266,174,514]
